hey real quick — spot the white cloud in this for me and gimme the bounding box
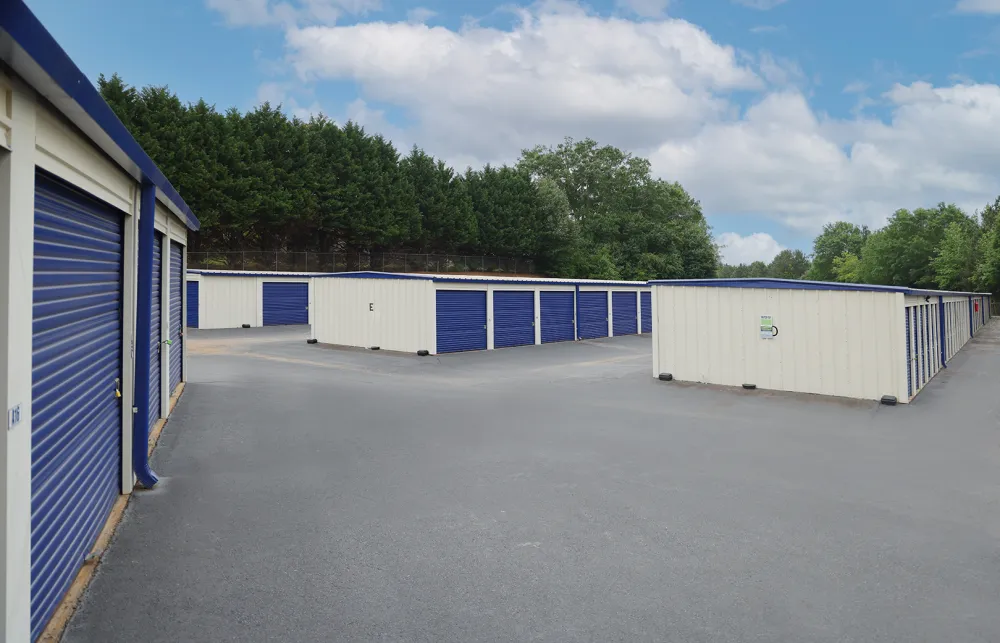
[955,0,1000,14]
[287,8,760,161]
[617,0,671,17]
[842,81,868,94]
[232,1,1000,238]
[406,7,436,24]
[207,0,380,27]
[255,82,325,120]
[756,51,803,86]
[733,0,790,9]
[651,82,1000,231]
[716,232,785,264]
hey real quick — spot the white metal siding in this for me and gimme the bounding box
[312,277,435,353]
[34,105,133,215]
[199,276,258,330]
[653,286,906,402]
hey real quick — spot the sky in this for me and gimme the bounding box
[24,0,1000,264]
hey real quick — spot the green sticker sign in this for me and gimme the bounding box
[760,315,775,339]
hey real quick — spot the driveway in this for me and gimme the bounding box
[65,324,1000,642]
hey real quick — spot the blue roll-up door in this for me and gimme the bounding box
[493,291,535,348]
[641,291,652,333]
[187,280,199,328]
[540,291,575,343]
[436,290,487,353]
[577,291,609,339]
[262,282,309,326]
[169,242,183,395]
[149,232,162,429]
[31,172,124,641]
[612,291,638,336]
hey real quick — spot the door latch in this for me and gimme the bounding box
[114,378,122,399]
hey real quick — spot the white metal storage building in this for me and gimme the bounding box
[0,3,197,641]
[650,279,991,403]
[186,270,316,329]
[311,272,652,354]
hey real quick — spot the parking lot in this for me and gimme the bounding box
[65,324,1000,642]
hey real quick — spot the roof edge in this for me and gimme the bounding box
[648,278,991,297]
[0,0,200,231]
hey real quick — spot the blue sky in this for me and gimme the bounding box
[25,0,1000,263]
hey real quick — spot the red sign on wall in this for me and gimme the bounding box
[975,300,980,312]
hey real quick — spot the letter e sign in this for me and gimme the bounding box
[369,302,374,312]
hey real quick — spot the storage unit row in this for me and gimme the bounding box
[186,270,315,329]
[311,272,652,354]
[650,279,991,403]
[0,5,199,641]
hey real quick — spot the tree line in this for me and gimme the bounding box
[98,74,718,281]
[720,201,1000,294]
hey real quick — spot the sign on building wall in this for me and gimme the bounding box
[760,315,776,339]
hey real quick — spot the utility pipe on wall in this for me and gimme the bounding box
[132,180,159,488]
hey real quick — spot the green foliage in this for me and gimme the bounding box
[767,249,811,279]
[932,219,980,291]
[858,205,970,288]
[518,138,718,279]
[974,197,1000,293]
[805,222,869,281]
[718,199,1000,296]
[831,252,861,283]
[717,249,811,280]
[99,75,718,280]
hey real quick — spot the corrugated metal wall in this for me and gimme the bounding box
[312,277,436,353]
[197,276,258,330]
[653,286,906,402]
[192,274,318,329]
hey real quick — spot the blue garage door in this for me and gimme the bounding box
[641,291,652,333]
[612,291,638,336]
[540,291,575,343]
[493,291,535,348]
[262,282,309,326]
[31,172,124,641]
[578,291,609,339]
[436,290,487,353]
[169,242,183,395]
[149,232,162,429]
[187,280,199,328]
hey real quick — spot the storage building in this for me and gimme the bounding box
[0,3,198,641]
[186,270,317,329]
[311,272,652,354]
[650,279,991,403]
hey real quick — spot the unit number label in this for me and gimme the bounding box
[8,403,21,430]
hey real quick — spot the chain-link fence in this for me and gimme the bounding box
[187,251,537,275]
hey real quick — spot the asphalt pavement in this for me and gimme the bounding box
[64,323,1000,642]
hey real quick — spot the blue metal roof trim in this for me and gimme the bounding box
[310,271,649,286]
[310,271,435,281]
[187,270,321,278]
[431,277,649,287]
[0,0,200,231]
[647,278,990,297]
